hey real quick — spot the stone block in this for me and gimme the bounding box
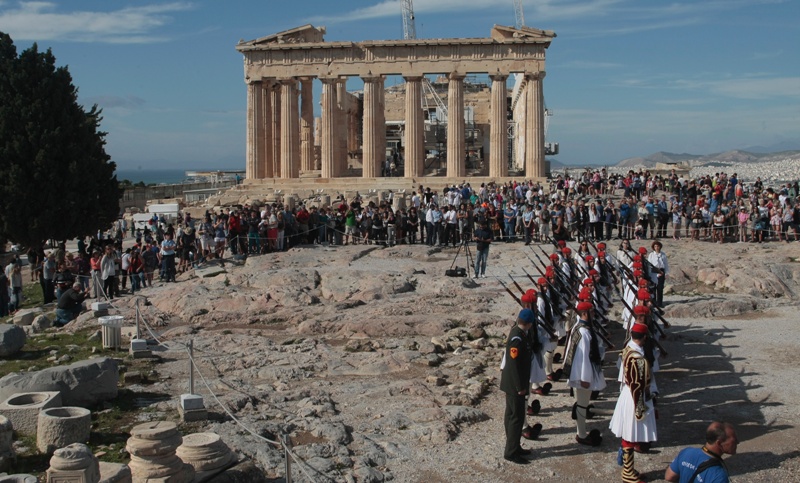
[0,324,26,357]
[12,308,42,327]
[0,391,62,436]
[126,422,194,483]
[178,407,208,423]
[129,339,148,351]
[91,302,110,312]
[0,415,15,473]
[31,315,53,334]
[195,266,227,278]
[37,406,92,454]
[179,394,204,411]
[98,462,132,483]
[0,358,118,408]
[0,475,38,483]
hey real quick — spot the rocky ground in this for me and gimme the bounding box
[62,235,800,482]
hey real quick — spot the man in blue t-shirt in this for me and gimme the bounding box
[665,421,737,483]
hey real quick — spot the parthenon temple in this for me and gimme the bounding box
[236,24,555,188]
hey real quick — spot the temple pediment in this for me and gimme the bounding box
[491,25,556,44]
[240,24,326,46]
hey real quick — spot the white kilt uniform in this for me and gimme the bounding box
[610,340,657,442]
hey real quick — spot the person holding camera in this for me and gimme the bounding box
[55,282,87,327]
[473,221,493,278]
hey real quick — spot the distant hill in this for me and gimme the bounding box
[614,149,800,168]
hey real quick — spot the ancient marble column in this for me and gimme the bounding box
[320,78,337,178]
[244,81,259,180]
[299,77,314,173]
[361,76,385,178]
[280,78,300,179]
[490,74,509,178]
[260,80,274,178]
[126,421,193,483]
[336,78,349,175]
[446,73,466,178]
[270,82,282,178]
[46,443,101,483]
[404,76,424,178]
[525,71,546,179]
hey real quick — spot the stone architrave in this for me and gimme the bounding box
[269,82,282,178]
[126,421,193,483]
[361,76,385,178]
[489,74,509,177]
[299,78,314,173]
[260,79,274,178]
[446,73,466,178]
[279,78,300,179]
[525,71,546,179]
[46,443,100,483]
[320,78,337,178]
[403,76,424,177]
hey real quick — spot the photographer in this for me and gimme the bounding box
[473,221,493,278]
[55,282,87,327]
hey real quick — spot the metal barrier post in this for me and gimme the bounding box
[283,434,292,483]
[189,339,195,395]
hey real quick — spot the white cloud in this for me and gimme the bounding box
[0,1,192,43]
[309,0,622,24]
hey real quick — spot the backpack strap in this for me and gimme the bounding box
[687,455,723,483]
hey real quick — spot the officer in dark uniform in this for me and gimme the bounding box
[500,308,535,464]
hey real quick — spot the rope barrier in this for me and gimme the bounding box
[122,299,329,482]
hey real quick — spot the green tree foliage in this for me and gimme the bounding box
[0,32,120,249]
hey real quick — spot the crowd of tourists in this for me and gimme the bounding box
[3,168,796,325]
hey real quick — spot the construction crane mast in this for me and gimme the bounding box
[513,0,525,29]
[401,0,417,41]
[400,0,447,118]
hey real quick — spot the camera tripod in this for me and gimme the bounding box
[448,239,475,278]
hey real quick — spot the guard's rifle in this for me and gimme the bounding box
[574,251,615,308]
[495,277,557,338]
[504,268,526,296]
[618,293,668,356]
[584,237,621,289]
[520,265,538,286]
[614,260,671,330]
[537,248,613,343]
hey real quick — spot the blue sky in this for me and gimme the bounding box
[1,0,799,172]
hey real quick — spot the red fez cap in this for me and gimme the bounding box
[633,261,643,269]
[598,251,606,257]
[633,305,650,316]
[549,253,559,261]
[588,269,599,276]
[578,289,592,301]
[638,278,649,287]
[638,247,648,254]
[576,301,593,312]
[637,288,651,300]
[633,269,643,278]
[557,240,567,248]
[597,242,606,250]
[562,247,572,255]
[585,255,594,262]
[633,254,642,261]
[538,277,547,285]
[631,322,649,334]
[583,278,594,286]
[521,289,537,303]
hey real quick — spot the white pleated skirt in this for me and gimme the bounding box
[609,385,658,442]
